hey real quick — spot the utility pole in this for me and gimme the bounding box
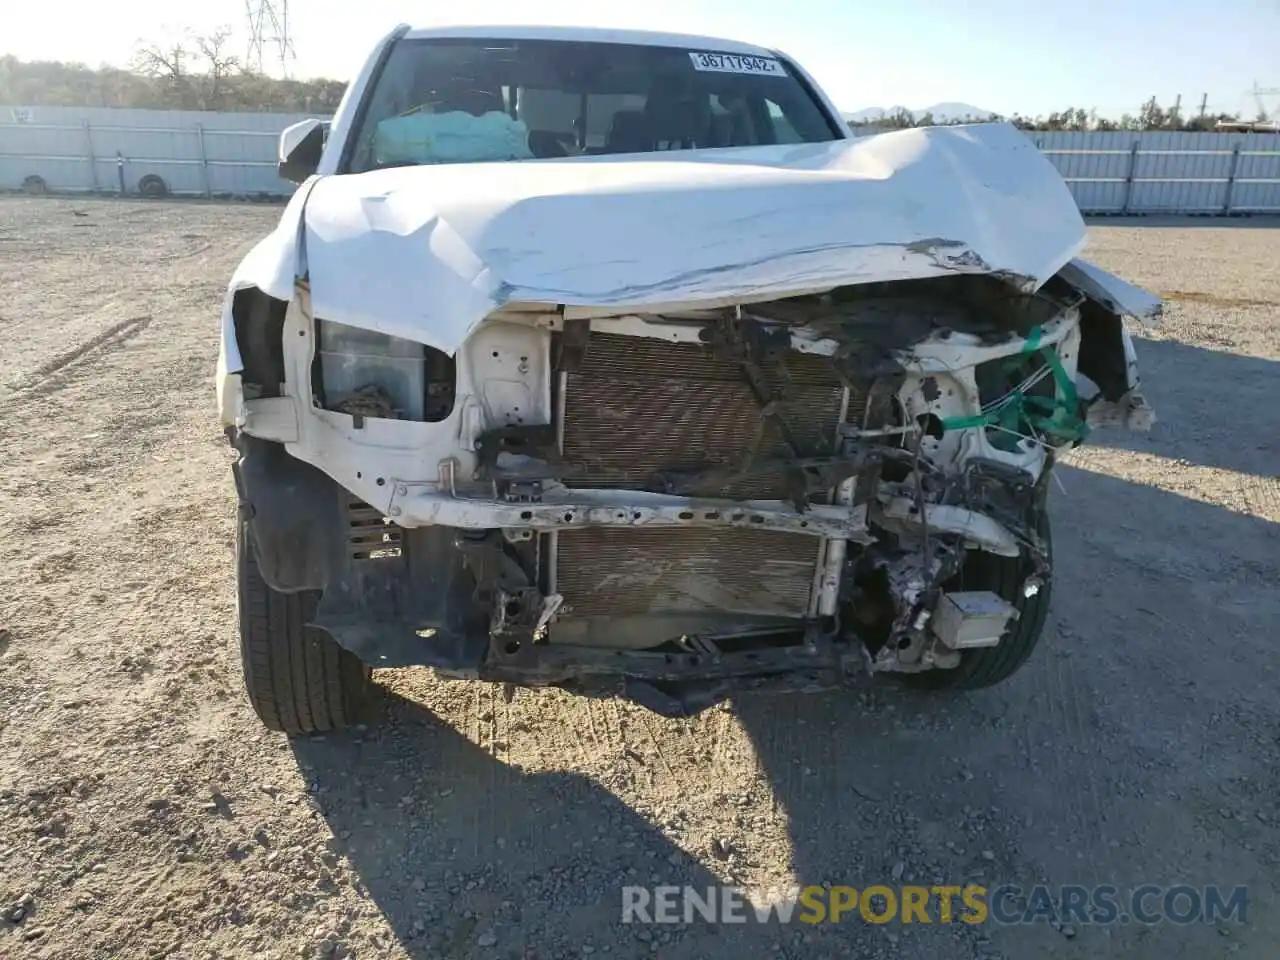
[1171,94,1182,127]
[1140,95,1158,130]
[1198,93,1208,119]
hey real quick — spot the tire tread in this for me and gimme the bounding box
[237,519,370,733]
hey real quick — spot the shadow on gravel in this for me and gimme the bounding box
[293,695,783,960]
[294,457,1278,960]
[735,462,1279,959]
[1087,336,1280,477]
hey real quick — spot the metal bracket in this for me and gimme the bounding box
[555,317,592,372]
[954,458,1049,572]
[503,480,544,503]
[454,532,531,601]
[473,423,564,482]
[453,532,553,657]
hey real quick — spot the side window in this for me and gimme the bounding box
[767,99,803,144]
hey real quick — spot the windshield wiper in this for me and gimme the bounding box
[366,159,427,171]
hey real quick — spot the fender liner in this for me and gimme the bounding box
[230,432,341,593]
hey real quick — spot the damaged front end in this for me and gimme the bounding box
[224,259,1156,717]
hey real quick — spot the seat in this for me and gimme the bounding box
[643,75,712,150]
[527,129,570,158]
[604,110,655,154]
[706,111,734,148]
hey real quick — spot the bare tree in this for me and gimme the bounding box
[132,40,188,82]
[132,27,240,109]
[193,28,240,110]
[132,35,194,108]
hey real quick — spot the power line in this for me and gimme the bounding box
[1251,81,1280,117]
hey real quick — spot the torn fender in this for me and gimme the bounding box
[1056,258,1161,432]
[1057,258,1162,324]
[218,178,319,390]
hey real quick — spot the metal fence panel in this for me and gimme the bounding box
[1228,181,1280,213]
[1235,149,1280,179]
[1,104,317,197]
[0,154,94,191]
[1031,129,1280,214]
[1128,179,1227,213]
[1046,149,1132,182]
[4,105,1280,212]
[202,127,278,163]
[206,160,284,196]
[1063,180,1128,213]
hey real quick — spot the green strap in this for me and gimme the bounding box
[939,325,1089,446]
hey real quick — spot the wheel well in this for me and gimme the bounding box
[1076,300,1130,400]
[232,287,289,398]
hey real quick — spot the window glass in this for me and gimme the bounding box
[345,38,838,171]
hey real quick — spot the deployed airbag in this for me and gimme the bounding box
[374,110,534,166]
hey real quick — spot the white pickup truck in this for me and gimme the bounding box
[218,23,1159,733]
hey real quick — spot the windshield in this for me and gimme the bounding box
[343,37,840,172]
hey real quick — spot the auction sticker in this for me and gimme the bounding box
[688,51,785,76]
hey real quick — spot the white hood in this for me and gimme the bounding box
[235,122,1090,356]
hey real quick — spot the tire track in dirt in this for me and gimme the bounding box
[4,314,152,395]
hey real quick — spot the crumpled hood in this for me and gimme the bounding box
[291,122,1088,354]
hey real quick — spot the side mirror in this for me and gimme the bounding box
[278,119,329,184]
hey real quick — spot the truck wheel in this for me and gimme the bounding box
[901,511,1052,691]
[237,518,372,733]
[138,174,169,197]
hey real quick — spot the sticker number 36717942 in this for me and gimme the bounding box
[688,52,785,76]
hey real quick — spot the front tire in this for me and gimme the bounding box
[237,518,372,733]
[901,511,1052,691]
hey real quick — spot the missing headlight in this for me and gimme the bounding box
[314,319,455,422]
[973,342,1087,452]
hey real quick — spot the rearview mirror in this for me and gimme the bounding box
[278,119,329,184]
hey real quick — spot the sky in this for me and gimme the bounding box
[5,0,1280,118]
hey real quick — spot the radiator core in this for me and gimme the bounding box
[554,331,855,625]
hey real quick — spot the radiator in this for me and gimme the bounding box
[553,331,856,626]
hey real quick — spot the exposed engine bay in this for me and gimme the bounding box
[225,265,1156,717]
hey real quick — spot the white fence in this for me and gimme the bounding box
[0,105,317,198]
[1030,130,1280,215]
[4,106,1280,214]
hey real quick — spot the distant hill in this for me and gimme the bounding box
[844,102,998,124]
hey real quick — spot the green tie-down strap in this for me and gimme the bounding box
[939,325,1090,447]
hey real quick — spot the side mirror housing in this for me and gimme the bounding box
[278,119,329,184]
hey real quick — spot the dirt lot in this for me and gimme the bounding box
[0,197,1277,960]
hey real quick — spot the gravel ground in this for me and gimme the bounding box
[0,198,1277,960]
